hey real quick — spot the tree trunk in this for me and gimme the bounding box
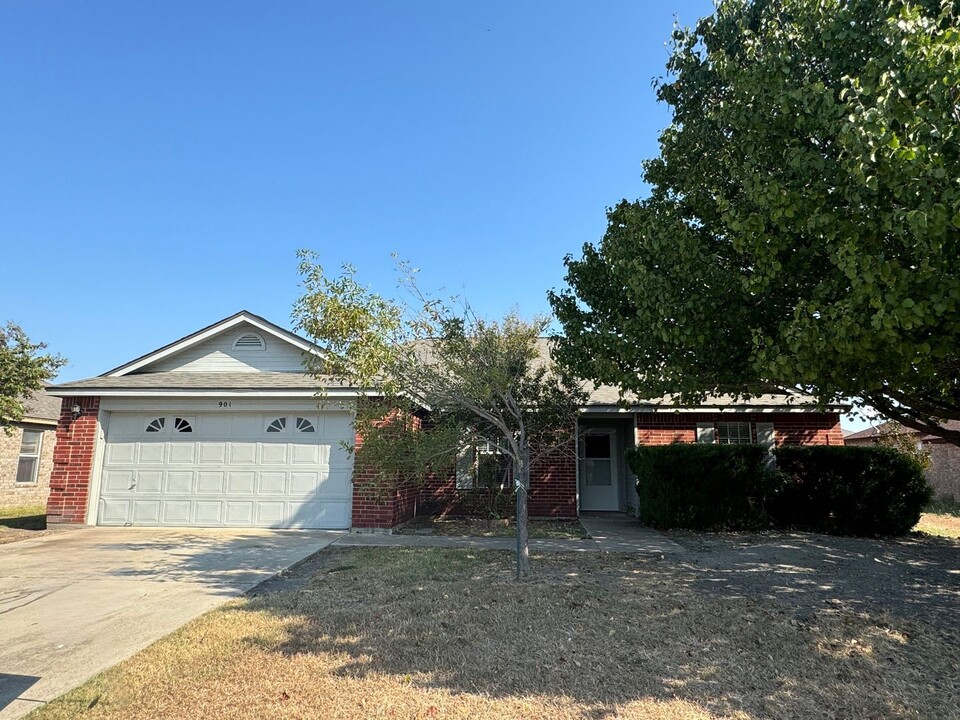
[515,446,531,579]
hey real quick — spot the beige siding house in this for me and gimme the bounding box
[1,390,61,508]
[845,421,960,501]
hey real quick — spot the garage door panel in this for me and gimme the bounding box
[162,500,191,523]
[261,443,288,464]
[100,499,130,524]
[166,471,193,493]
[138,442,165,463]
[106,442,137,464]
[193,501,223,524]
[136,471,163,493]
[168,443,197,464]
[259,472,286,494]
[133,501,161,523]
[225,502,254,525]
[196,471,225,494]
[100,411,353,529]
[226,471,255,494]
[256,502,286,526]
[291,443,320,464]
[103,470,134,492]
[289,471,320,495]
[199,442,227,464]
[319,471,351,498]
[229,442,257,464]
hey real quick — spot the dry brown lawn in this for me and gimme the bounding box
[915,512,960,539]
[400,517,588,539]
[29,548,960,720]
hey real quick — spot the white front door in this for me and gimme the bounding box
[580,429,619,511]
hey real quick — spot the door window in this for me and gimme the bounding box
[584,433,612,486]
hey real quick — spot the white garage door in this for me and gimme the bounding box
[98,411,354,529]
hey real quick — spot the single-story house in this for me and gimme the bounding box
[845,421,960,501]
[46,311,845,530]
[1,389,61,508]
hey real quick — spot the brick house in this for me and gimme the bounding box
[1,390,61,508]
[845,421,960,501]
[46,311,844,531]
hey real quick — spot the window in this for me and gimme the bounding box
[233,332,265,350]
[455,438,511,490]
[583,432,613,486]
[295,417,315,433]
[174,417,193,433]
[266,417,286,433]
[717,422,752,445]
[145,417,165,433]
[16,429,42,484]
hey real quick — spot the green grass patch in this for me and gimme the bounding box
[924,497,960,517]
[0,505,47,531]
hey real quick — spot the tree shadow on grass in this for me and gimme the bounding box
[244,547,960,720]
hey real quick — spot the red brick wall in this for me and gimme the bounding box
[528,445,577,517]
[634,412,843,447]
[46,396,100,524]
[350,425,422,529]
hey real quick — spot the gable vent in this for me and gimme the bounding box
[233,332,266,350]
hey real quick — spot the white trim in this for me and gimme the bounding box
[15,428,43,484]
[574,417,580,516]
[85,409,109,526]
[46,388,374,398]
[107,313,322,377]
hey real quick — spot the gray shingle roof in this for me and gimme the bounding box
[21,389,62,422]
[49,372,352,392]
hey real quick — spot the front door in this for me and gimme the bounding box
[580,429,619,511]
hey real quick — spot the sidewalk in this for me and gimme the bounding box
[334,514,683,555]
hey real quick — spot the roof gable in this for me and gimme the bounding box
[105,311,319,377]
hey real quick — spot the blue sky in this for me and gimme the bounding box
[2,0,720,382]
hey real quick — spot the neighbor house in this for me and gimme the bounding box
[845,421,960,501]
[1,389,61,508]
[45,311,844,530]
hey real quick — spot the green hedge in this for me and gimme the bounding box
[772,446,932,536]
[629,443,932,536]
[628,444,775,530]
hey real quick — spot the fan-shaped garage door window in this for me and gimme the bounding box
[267,417,287,433]
[296,417,316,433]
[145,417,165,433]
[174,417,194,433]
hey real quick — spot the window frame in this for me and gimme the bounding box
[716,421,753,445]
[16,428,43,484]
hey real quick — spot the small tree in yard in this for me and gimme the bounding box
[1,322,65,432]
[875,422,932,472]
[293,252,585,578]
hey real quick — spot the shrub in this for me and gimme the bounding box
[628,444,776,530]
[773,446,932,536]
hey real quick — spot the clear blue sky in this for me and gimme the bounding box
[2,0,720,381]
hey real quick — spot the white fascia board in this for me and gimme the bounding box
[45,388,378,398]
[107,313,323,377]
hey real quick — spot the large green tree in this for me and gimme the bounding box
[0,322,65,430]
[550,0,960,445]
[293,253,584,578]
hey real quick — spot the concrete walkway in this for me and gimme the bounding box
[335,514,683,555]
[0,526,342,720]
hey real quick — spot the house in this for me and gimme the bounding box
[45,311,845,530]
[845,421,960,501]
[1,389,61,508]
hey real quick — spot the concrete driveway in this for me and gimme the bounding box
[0,526,342,719]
